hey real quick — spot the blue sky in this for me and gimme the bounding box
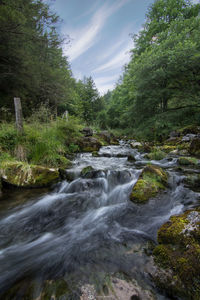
[46,0,155,94]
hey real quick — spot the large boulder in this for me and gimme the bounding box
[130,165,168,204]
[0,161,60,188]
[79,137,101,152]
[189,138,200,158]
[152,208,200,299]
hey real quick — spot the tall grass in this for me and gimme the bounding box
[0,117,83,167]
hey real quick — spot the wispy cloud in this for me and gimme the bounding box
[64,0,130,61]
[93,41,133,73]
[94,74,119,95]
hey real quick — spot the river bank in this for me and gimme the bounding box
[0,127,200,299]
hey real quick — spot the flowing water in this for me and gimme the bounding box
[0,141,199,299]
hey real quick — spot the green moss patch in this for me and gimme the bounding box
[153,208,200,299]
[1,161,60,188]
[130,165,168,204]
[178,156,199,166]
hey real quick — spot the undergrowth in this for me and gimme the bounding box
[0,117,83,167]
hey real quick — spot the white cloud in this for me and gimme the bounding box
[94,74,119,95]
[93,41,133,73]
[63,0,130,61]
[97,83,115,95]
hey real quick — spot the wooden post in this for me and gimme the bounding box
[14,97,24,134]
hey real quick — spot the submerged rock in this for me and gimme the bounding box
[152,208,200,299]
[0,161,60,188]
[130,165,168,204]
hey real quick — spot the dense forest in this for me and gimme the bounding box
[0,0,200,140]
[102,0,200,140]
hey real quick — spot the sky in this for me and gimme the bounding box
[46,0,156,94]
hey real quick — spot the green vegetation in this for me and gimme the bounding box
[178,156,199,166]
[99,0,200,140]
[0,117,82,168]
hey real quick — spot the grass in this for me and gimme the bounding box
[0,117,83,168]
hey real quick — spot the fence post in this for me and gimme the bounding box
[14,97,24,134]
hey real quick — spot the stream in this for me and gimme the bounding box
[0,141,199,299]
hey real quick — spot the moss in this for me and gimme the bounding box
[189,138,200,158]
[55,156,72,168]
[80,166,94,177]
[41,279,70,299]
[153,208,200,299]
[1,161,60,188]
[92,151,99,157]
[130,165,168,204]
[153,245,171,268]
[160,145,177,153]
[146,150,166,160]
[178,156,198,166]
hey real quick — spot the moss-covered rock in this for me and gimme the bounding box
[130,165,168,204]
[146,150,166,161]
[0,161,60,188]
[183,174,200,189]
[92,151,99,157]
[80,166,94,177]
[79,137,101,152]
[160,145,177,153]
[178,156,199,166]
[55,156,72,168]
[152,208,200,299]
[189,138,200,158]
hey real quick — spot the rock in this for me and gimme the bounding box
[152,208,200,299]
[169,149,179,155]
[79,137,101,152]
[41,279,72,299]
[92,151,99,157]
[80,284,96,300]
[130,165,168,204]
[80,166,95,177]
[81,127,93,137]
[99,276,155,300]
[189,138,200,157]
[182,125,200,135]
[183,174,200,189]
[97,131,118,145]
[0,161,60,188]
[127,154,136,162]
[169,131,180,138]
[182,134,196,142]
[178,156,198,166]
[160,145,177,153]
[130,141,142,149]
[146,150,166,161]
[56,156,72,168]
[140,142,152,153]
[0,177,2,196]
